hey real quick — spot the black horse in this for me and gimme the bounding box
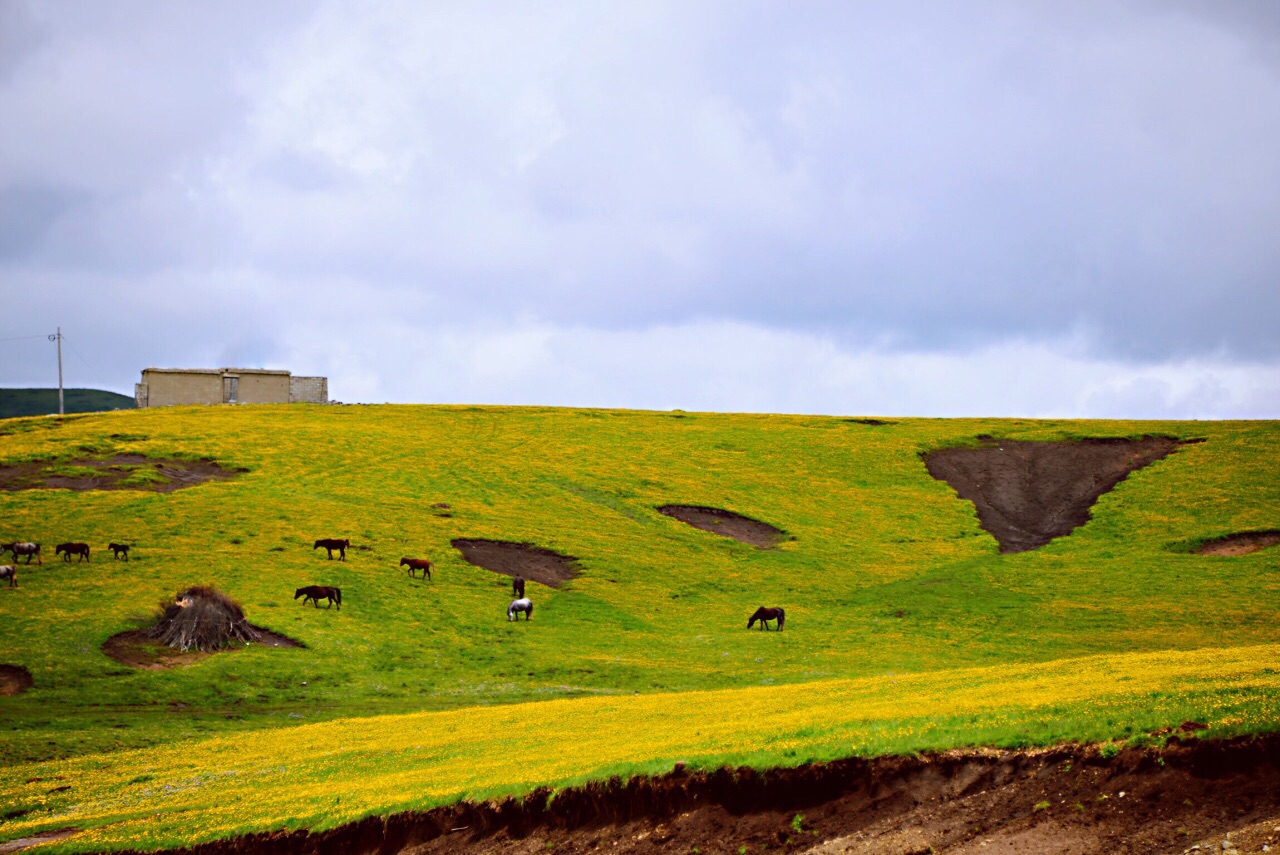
[512,575,525,598]
[108,543,130,560]
[56,542,90,562]
[313,538,351,560]
[295,585,342,609]
[747,606,785,631]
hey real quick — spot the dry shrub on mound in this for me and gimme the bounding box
[146,586,261,651]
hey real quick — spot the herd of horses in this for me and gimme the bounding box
[301,539,784,630]
[3,533,786,630]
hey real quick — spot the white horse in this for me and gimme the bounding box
[1,542,40,565]
[0,565,16,588]
[507,598,533,621]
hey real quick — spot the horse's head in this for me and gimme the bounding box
[294,588,305,599]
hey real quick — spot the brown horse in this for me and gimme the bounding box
[1,543,40,565]
[0,565,15,588]
[295,585,342,609]
[512,575,525,598]
[313,538,351,560]
[399,558,433,580]
[108,543,130,560]
[56,542,90,562]
[747,606,785,631]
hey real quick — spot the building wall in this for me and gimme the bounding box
[137,368,322,407]
[139,370,224,407]
[290,376,328,404]
[233,372,291,404]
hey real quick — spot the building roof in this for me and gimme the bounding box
[141,367,292,376]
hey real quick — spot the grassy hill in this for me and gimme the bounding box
[0,405,1277,851]
[0,387,134,418]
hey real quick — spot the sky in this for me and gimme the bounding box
[2,1,1278,418]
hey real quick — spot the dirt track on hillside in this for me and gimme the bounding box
[93,734,1280,855]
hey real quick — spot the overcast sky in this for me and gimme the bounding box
[2,1,1278,418]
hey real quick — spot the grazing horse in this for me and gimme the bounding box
[295,586,342,609]
[56,542,90,562]
[747,606,785,631]
[0,566,15,588]
[313,538,351,560]
[400,557,433,580]
[507,598,533,621]
[1,543,41,565]
[108,543,130,560]
[512,575,525,598]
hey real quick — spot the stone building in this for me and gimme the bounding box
[134,368,329,408]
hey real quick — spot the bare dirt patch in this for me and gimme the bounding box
[451,540,579,589]
[923,436,1187,553]
[0,828,79,854]
[0,454,246,493]
[1195,530,1280,556]
[658,505,786,548]
[102,734,1280,855]
[0,664,33,696]
[102,628,302,670]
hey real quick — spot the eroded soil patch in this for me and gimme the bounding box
[658,505,786,548]
[1195,530,1280,556]
[923,436,1187,553]
[0,664,33,696]
[102,628,302,670]
[451,540,579,589]
[0,454,246,493]
[103,734,1280,855]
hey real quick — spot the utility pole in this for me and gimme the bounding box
[48,327,64,416]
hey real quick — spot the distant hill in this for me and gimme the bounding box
[0,388,135,418]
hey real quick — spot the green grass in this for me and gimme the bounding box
[0,405,1276,849]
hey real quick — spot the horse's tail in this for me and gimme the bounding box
[334,588,342,605]
[776,609,785,630]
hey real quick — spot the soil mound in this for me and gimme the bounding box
[451,540,579,588]
[923,436,1186,553]
[103,734,1280,855]
[0,454,245,493]
[103,627,301,670]
[1195,530,1280,556]
[658,505,786,548]
[0,664,33,696]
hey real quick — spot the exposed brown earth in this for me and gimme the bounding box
[101,627,302,670]
[657,505,787,548]
[92,734,1280,855]
[0,664,32,696]
[0,828,78,854]
[923,436,1189,553]
[0,454,246,493]
[1195,530,1280,556]
[450,539,579,588]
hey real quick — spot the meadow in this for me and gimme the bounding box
[0,405,1277,851]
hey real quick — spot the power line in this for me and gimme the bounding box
[0,335,51,343]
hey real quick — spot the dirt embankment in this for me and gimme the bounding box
[0,454,245,493]
[657,505,787,548]
[1195,530,1280,556]
[923,436,1188,553]
[96,734,1280,855]
[450,540,579,588]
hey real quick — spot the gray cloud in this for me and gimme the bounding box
[1,1,1278,414]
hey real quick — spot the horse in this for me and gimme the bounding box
[507,598,533,621]
[747,606,785,631]
[400,557,433,580]
[0,566,15,588]
[295,586,342,609]
[56,542,90,562]
[1,543,41,565]
[512,575,525,598]
[313,538,351,560]
[108,543,130,561]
